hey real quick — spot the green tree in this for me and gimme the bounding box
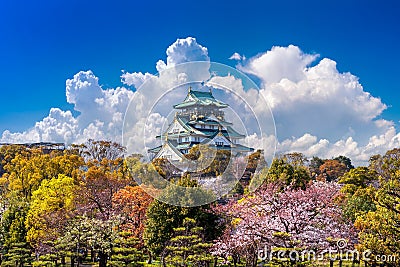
[55,216,95,267]
[144,199,180,260]
[309,156,325,178]
[126,155,168,189]
[1,242,33,267]
[354,149,400,266]
[157,174,215,207]
[144,176,222,262]
[108,231,145,267]
[338,167,377,195]
[338,166,377,223]
[266,156,311,190]
[164,217,213,267]
[334,155,354,171]
[32,252,59,267]
[56,216,119,267]
[0,200,32,267]
[90,218,118,267]
[342,187,376,222]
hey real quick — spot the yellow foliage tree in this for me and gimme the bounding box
[25,174,77,250]
[354,149,400,266]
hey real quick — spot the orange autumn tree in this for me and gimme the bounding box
[112,185,153,238]
[317,159,348,182]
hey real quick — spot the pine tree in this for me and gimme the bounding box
[1,242,33,267]
[108,231,145,267]
[32,253,58,267]
[144,175,222,261]
[0,201,33,267]
[165,218,213,267]
[54,216,94,267]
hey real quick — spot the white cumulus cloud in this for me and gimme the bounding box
[240,45,317,84]
[156,37,210,72]
[120,71,155,89]
[1,39,399,165]
[229,52,245,61]
[1,71,135,145]
[239,44,396,164]
[0,37,212,158]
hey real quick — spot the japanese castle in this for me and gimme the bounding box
[148,87,254,161]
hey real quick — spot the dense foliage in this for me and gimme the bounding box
[0,142,399,267]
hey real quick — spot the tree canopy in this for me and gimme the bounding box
[0,142,398,267]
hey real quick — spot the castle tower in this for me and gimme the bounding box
[148,87,253,161]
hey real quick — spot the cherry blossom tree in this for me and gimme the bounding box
[211,181,356,267]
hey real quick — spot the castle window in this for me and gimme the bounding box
[148,88,254,162]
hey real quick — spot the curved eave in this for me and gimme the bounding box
[225,126,246,138]
[148,145,162,153]
[233,144,254,152]
[222,132,245,138]
[176,143,192,149]
[173,101,228,109]
[189,121,233,127]
[210,145,254,152]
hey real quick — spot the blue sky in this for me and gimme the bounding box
[0,0,400,164]
[1,0,399,133]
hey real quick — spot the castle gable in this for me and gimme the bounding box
[206,132,232,147]
[155,141,183,161]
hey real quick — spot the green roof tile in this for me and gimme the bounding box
[173,89,228,109]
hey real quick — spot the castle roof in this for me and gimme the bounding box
[173,88,228,109]
[148,87,254,160]
[156,115,245,140]
[187,116,232,126]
